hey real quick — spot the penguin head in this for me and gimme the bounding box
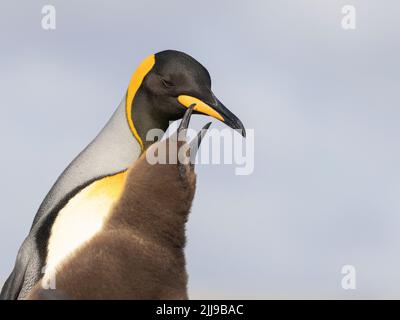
[122,107,208,219]
[144,50,245,130]
[126,50,246,150]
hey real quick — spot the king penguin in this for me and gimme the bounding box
[1,50,245,300]
[28,107,208,300]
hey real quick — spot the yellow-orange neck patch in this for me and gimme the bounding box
[44,171,128,278]
[126,54,156,152]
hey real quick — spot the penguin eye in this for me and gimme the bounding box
[160,78,175,88]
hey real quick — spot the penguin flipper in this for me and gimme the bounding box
[0,269,23,300]
[0,235,33,300]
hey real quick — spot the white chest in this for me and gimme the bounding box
[43,172,127,279]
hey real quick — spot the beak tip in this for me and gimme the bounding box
[240,127,246,138]
[231,119,246,138]
[204,122,212,130]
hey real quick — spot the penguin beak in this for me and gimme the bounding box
[189,122,212,165]
[177,105,212,165]
[178,94,246,137]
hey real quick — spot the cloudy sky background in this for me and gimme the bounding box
[1,0,400,298]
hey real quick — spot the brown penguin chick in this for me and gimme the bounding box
[28,107,211,300]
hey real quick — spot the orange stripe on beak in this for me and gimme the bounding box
[178,95,225,122]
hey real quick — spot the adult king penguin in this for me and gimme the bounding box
[1,50,245,300]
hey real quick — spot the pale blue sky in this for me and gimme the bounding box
[1,0,400,298]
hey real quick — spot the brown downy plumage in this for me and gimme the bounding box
[28,106,211,300]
